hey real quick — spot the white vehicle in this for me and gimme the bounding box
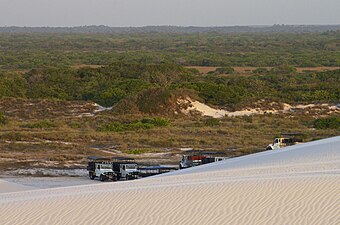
[266,136,303,150]
[87,156,117,181]
[112,157,139,180]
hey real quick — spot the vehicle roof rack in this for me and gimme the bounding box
[87,156,111,161]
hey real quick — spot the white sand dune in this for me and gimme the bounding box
[0,179,35,193]
[0,136,339,225]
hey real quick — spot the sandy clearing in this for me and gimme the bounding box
[0,136,339,225]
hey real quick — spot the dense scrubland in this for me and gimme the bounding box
[0,31,339,172]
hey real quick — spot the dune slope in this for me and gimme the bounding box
[0,136,339,225]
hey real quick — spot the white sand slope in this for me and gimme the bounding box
[0,136,339,225]
[0,180,35,193]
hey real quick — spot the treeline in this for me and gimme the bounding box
[0,32,339,69]
[0,63,339,112]
[1,25,340,34]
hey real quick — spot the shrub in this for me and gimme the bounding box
[204,118,220,126]
[208,67,235,75]
[313,117,340,129]
[141,117,170,127]
[0,112,7,125]
[125,149,149,155]
[253,68,268,74]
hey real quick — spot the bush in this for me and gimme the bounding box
[0,112,7,125]
[253,68,268,74]
[208,67,235,75]
[141,117,170,127]
[125,149,149,155]
[313,117,340,129]
[21,120,56,129]
[204,118,220,126]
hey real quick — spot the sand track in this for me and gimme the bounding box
[0,136,339,225]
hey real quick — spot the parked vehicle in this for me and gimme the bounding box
[266,133,303,150]
[138,165,178,177]
[87,156,117,181]
[179,151,228,169]
[112,157,139,180]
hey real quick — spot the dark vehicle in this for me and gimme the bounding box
[87,156,117,181]
[112,157,139,180]
[138,165,178,177]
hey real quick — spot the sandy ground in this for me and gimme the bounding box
[0,136,339,225]
[178,97,339,118]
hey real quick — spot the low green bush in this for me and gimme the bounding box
[204,118,220,126]
[0,112,7,125]
[313,117,340,129]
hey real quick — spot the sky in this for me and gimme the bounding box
[0,0,339,27]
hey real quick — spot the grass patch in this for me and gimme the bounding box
[125,149,150,155]
[98,117,170,132]
[21,120,57,129]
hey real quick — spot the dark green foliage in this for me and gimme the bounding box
[253,68,269,74]
[270,65,297,74]
[204,118,220,126]
[0,62,339,112]
[0,112,7,125]
[0,32,339,69]
[208,67,235,75]
[0,73,28,98]
[137,88,176,114]
[21,120,56,129]
[313,117,340,129]
[140,117,170,127]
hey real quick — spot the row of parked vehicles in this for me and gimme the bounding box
[87,156,178,181]
[87,157,139,181]
[88,134,304,181]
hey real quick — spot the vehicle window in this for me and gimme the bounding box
[100,164,112,169]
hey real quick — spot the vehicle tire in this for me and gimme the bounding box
[100,175,105,182]
[126,176,129,180]
[89,172,95,180]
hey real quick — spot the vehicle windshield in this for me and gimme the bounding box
[125,164,137,170]
[100,164,112,169]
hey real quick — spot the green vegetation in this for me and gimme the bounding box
[204,118,220,127]
[0,63,339,111]
[313,117,340,129]
[98,117,170,132]
[208,67,235,75]
[0,112,7,125]
[0,32,339,171]
[21,120,56,129]
[0,32,339,70]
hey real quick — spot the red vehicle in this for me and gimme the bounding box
[179,150,228,169]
